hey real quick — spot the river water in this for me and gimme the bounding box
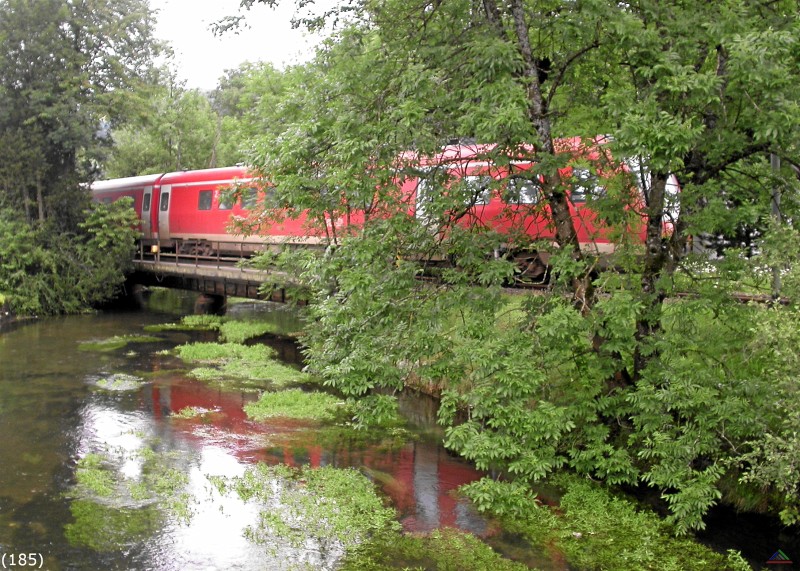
[0,293,558,570]
[1,292,796,570]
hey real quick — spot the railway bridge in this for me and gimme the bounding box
[126,241,295,307]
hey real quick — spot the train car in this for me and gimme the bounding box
[90,173,163,236]
[156,166,258,255]
[398,137,656,279]
[91,167,325,257]
[91,137,671,277]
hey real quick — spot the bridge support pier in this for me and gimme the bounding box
[194,293,226,315]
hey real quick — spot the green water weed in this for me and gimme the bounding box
[78,334,161,352]
[213,463,399,551]
[340,528,529,571]
[461,475,751,571]
[219,319,281,343]
[75,453,116,497]
[244,389,342,422]
[64,500,162,552]
[144,314,224,332]
[176,341,275,362]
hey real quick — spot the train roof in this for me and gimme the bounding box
[159,165,253,186]
[90,172,164,193]
[398,135,613,167]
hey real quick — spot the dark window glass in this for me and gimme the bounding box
[504,177,540,205]
[142,194,151,211]
[218,190,234,210]
[101,197,112,204]
[464,175,492,205]
[240,188,258,210]
[160,192,170,211]
[198,190,212,210]
[571,168,605,203]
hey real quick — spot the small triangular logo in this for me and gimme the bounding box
[766,549,794,565]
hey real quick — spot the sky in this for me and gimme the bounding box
[153,0,326,91]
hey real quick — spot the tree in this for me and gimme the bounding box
[211,61,295,165]
[0,0,162,229]
[0,0,161,313]
[235,0,800,533]
[104,71,221,177]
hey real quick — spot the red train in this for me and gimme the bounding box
[91,138,675,277]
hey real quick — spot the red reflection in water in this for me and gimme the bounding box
[146,379,489,535]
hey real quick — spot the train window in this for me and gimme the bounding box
[218,189,234,210]
[101,197,113,204]
[504,177,540,205]
[240,188,258,210]
[198,190,212,211]
[463,175,492,205]
[160,192,169,211]
[142,194,151,211]
[570,168,605,203]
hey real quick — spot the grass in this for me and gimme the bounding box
[244,389,343,422]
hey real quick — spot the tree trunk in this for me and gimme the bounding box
[633,171,669,378]
[36,176,45,223]
[507,0,593,311]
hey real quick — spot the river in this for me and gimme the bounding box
[0,292,558,570]
[0,291,796,570]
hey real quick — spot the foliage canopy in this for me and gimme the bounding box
[233,0,800,535]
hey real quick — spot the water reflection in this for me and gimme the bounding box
[0,299,499,569]
[147,378,489,537]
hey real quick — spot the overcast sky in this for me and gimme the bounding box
[153,0,325,91]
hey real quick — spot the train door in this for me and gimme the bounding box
[158,185,171,242]
[142,186,153,239]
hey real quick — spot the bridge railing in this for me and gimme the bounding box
[134,239,263,271]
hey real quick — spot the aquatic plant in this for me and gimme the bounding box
[211,463,399,561]
[78,334,161,352]
[64,500,162,552]
[144,314,225,332]
[171,406,213,419]
[460,476,752,571]
[67,445,194,545]
[145,315,281,343]
[244,389,342,422]
[339,528,529,571]
[75,453,116,497]
[176,341,310,387]
[93,373,145,391]
[218,319,281,343]
[176,341,275,363]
